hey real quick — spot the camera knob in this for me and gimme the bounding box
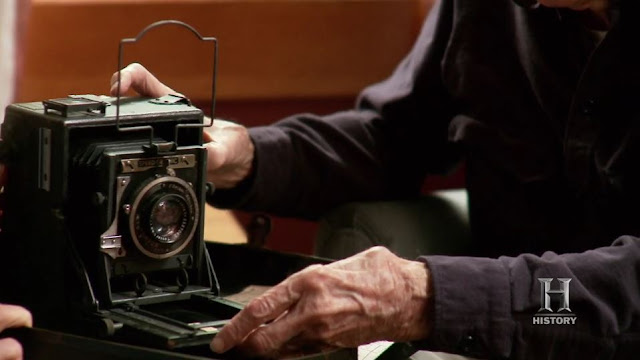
[206,182,215,197]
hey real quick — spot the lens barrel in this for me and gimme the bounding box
[129,176,199,259]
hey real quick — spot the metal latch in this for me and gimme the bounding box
[43,97,107,117]
[100,235,122,250]
[149,94,192,106]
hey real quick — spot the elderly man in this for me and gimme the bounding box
[113,0,640,358]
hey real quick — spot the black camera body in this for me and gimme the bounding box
[0,95,240,350]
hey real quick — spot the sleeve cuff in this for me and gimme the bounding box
[415,255,516,358]
[208,126,292,210]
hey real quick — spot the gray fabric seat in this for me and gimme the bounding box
[315,189,471,260]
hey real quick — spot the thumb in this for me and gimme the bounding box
[203,130,213,143]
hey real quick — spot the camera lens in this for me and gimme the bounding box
[129,176,199,259]
[149,194,188,244]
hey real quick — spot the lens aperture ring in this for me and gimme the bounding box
[129,176,199,259]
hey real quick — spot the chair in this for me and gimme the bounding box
[315,189,471,260]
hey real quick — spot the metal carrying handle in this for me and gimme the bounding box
[115,20,217,147]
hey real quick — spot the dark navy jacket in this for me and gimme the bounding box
[212,0,640,358]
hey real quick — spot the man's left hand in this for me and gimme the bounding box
[211,246,432,358]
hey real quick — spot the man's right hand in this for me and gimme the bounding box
[0,304,32,360]
[110,63,255,189]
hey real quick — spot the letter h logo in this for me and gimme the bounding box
[538,278,571,313]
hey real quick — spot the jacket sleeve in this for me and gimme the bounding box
[209,0,460,218]
[420,236,640,359]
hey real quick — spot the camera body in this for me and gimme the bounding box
[0,95,239,350]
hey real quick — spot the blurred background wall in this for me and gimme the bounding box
[1,0,29,123]
[15,0,442,254]
[0,0,17,123]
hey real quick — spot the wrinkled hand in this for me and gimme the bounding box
[212,247,432,358]
[0,304,32,360]
[110,63,255,189]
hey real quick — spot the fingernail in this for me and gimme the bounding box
[211,337,225,353]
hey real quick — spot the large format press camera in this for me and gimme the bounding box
[0,21,323,360]
[0,89,242,347]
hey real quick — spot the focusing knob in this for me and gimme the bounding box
[206,182,215,197]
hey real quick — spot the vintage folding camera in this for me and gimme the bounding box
[0,20,359,360]
[0,94,243,353]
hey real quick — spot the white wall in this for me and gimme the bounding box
[0,0,17,127]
